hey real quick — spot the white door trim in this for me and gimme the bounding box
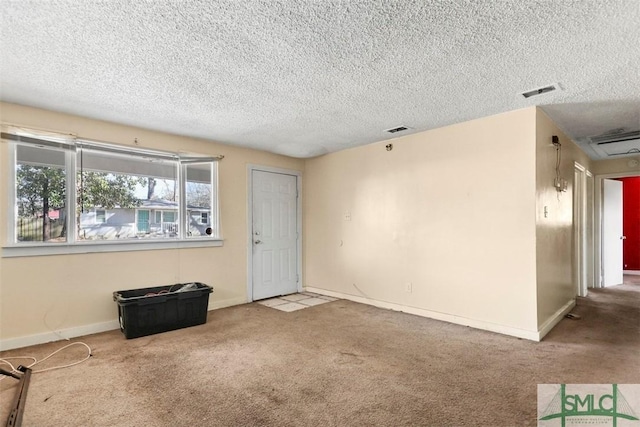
[586,170,595,289]
[246,164,302,302]
[574,162,587,297]
[594,170,640,288]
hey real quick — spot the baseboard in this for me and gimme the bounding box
[0,320,120,352]
[208,296,248,310]
[623,270,640,276]
[536,299,576,341]
[304,287,541,341]
[0,296,248,351]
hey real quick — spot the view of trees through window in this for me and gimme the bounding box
[14,142,217,243]
[16,164,67,242]
[77,171,151,241]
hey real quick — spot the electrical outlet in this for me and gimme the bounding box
[405,282,412,293]
[344,211,351,221]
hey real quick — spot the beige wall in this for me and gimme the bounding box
[0,102,304,344]
[1,101,606,345]
[534,109,593,329]
[592,156,640,176]
[304,107,540,335]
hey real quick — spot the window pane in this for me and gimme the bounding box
[95,209,106,223]
[185,163,214,238]
[15,145,68,243]
[77,148,178,240]
[163,211,176,223]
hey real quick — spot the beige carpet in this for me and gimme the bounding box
[1,279,638,426]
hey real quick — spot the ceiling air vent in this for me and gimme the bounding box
[588,130,640,157]
[385,126,409,134]
[521,84,557,99]
[589,130,640,145]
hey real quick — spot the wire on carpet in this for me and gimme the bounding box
[0,342,92,383]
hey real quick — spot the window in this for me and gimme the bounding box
[4,130,220,248]
[162,211,176,223]
[95,209,106,223]
[77,142,179,241]
[185,162,215,237]
[14,144,68,243]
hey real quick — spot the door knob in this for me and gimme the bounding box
[621,236,627,240]
[254,240,262,244]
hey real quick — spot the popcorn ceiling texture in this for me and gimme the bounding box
[1,1,638,158]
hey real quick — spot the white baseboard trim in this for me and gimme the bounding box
[623,270,640,276]
[536,299,576,341]
[304,287,541,341]
[0,296,248,351]
[0,320,120,352]
[208,296,248,310]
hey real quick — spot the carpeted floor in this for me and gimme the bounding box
[1,278,638,426]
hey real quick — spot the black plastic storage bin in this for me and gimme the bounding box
[113,282,213,339]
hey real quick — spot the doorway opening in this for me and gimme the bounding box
[595,171,640,288]
[573,162,593,296]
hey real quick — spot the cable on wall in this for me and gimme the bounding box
[552,135,567,192]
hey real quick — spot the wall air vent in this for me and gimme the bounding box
[385,126,409,134]
[521,84,557,99]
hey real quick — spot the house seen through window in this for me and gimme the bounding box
[6,130,220,245]
[95,209,106,223]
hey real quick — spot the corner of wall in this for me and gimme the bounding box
[534,108,591,333]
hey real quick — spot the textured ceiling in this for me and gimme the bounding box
[1,1,639,159]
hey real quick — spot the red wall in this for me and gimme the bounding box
[621,177,640,270]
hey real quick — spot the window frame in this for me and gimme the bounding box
[2,131,223,257]
[182,160,217,238]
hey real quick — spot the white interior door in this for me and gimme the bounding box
[602,179,624,287]
[252,170,298,300]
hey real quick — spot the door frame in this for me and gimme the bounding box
[574,162,588,296]
[246,164,302,302]
[594,170,640,288]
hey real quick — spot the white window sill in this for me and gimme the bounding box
[2,238,223,258]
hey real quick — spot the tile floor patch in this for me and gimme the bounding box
[274,302,307,312]
[300,292,321,297]
[297,297,329,307]
[280,294,309,302]
[257,293,339,312]
[257,298,287,307]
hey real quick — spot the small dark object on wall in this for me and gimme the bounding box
[386,144,393,151]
